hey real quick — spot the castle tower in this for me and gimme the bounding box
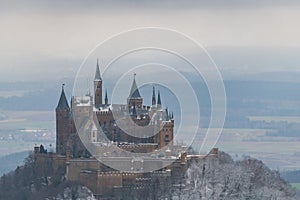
[94,58,102,108]
[152,87,156,106]
[127,73,143,109]
[151,91,174,149]
[56,84,71,155]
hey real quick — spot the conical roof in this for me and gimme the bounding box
[152,86,156,105]
[94,58,102,81]
[56,84,69,110]
[105,89,108,100]
[129,73,141,99]
[157,90,161,105]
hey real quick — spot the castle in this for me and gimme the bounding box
[34,59,218,199]
[56,59,176,159]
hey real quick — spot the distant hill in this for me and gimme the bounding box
[282,170,300,183]
[1,79,300,112]
[0,151,30,175]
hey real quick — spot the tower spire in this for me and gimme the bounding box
[56,84,69,110]
[165,107,169,121]
[129,73,141,99]
[128,73,143,109]
[94,58,102,81]
[157,90,161,107]
[94,58,103,107]
[152,86,156,105]
[105,89,108,105]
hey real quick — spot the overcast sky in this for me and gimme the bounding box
[1,0,300,82]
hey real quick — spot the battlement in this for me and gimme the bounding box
[161,120,174,127]
[118,143,158,153]
[186,148,219,160]
[95,110,113,115]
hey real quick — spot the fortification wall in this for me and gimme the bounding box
[67,158,103,181]
[34,146,66,175]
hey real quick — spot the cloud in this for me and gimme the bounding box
[0,0,300,81]
[1,0,300,14]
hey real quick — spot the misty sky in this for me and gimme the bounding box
[1,0,300,82]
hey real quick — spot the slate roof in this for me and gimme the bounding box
[56,84,69,110]
[128,74,142,99]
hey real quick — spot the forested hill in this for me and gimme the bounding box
[0,151,296,199]
[180,151,297,200]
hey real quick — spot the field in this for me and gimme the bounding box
[291,183,300,190]
[248,116,300,123]
[0,110,55,129]
[1,111,300,172]
[192,128,300,171]
[0,111,55,157]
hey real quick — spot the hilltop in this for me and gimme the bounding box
[0,150,296,200]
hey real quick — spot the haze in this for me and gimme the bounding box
[0,0,300,82]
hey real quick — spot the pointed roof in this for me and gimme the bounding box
[129,73,142,99]
[56,84,69,110]
[152,87,155,98]
[94,58,102,81]
[105,89,108,100]
[157,90,161,105]
[152,86,156,105]
[165,107,169,121]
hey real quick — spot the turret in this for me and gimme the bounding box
[94,58,102,107]
[56,84,71,155]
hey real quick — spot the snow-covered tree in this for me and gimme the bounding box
[176,151,296,200]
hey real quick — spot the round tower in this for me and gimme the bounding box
[56,84,71,155]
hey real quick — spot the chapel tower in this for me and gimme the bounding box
[127,73,143,109]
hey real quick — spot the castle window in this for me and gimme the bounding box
[165,135,169,143]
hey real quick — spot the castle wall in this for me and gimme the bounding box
[97,171,123,195]
[67,158,103,181]
[34,147,66,176]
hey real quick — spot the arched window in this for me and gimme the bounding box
[165,135,169,143]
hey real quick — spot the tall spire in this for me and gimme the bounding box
[157,90,161,106]
[129,73,141,99]
[152,86,156,105]
[94,58,103,107]
[94,58,102,81]
[56,84,70,110]
[165,107,169,121]
[105,89,108,105]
